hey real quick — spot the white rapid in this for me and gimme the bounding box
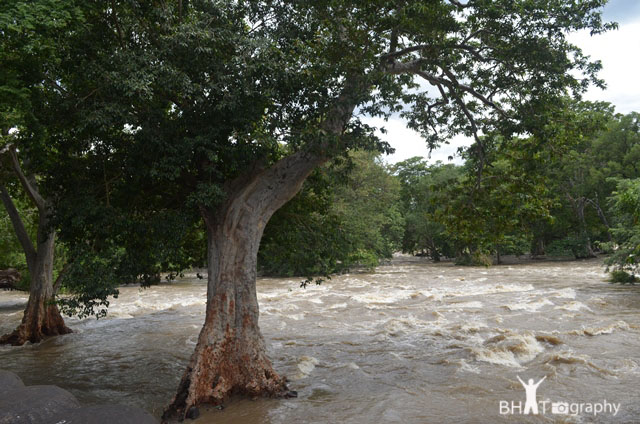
[1,257,639,423]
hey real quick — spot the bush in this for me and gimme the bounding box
[547,235,593,258]
[609,270,638,284]
[455,251,492,267]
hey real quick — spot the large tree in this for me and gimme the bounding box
[42,0,613,420]
[0,0,83,344]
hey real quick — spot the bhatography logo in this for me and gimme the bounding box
[499,375,621,418]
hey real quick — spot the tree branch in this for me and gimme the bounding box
[7,146,46,211]
[381,44,429,60]
[382,58,507,116]
[53,261,73,294]
[0,184,37,270]
[388,29,399,56]
[439,66,506,114]
[448,0,471,8]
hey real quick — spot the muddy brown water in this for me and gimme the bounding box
[1,257,639,423]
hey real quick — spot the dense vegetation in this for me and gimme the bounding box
[2,0,637,418]
[3,109,639,288]
[261,107,640,273]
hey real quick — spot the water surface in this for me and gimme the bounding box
[1,257,639,423]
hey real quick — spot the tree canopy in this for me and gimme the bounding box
[0,0,623,417]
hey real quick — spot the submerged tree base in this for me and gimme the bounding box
[0,303,72,346]
[162,329,289,422]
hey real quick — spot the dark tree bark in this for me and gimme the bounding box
[0,148,71,346]
[531,238,545,257]
[0,269,21,290]
[571,195,596,259]
[586,195,613,242]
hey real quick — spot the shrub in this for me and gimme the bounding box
[609,270,638,284]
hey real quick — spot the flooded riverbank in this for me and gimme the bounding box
[1,257,639,423]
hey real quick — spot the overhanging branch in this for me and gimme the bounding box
[0,184,37,270]
[448,0,471,8]
[7,146,46,211]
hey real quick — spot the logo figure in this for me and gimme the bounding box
[517,375,546,414]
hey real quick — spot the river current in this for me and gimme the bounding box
[1,257,639,423]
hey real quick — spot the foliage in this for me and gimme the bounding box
[454,251,493,267]
[531,107,639,258]
[392,158,461,260]
[606,178,640,278]
[0,0,617,314]
[546,235,593,258]
[259,150,403,277]
[436,135,555,263]
[608,270,638,285]
[0,195,35,272]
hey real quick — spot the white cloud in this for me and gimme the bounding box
[568,18,640,114]
[371,16,639,165]
[364,115,469,165]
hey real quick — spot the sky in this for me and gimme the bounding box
[371,0,640,165]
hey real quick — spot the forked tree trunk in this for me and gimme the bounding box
[163,79,357,421]
[0,171,71,346]
[163,151,327,421]
[0,216,71,346]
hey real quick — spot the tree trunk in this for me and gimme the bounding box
[163,76,359,420]
[162,215,287,421]
[0,224,71,346]
[575,199,596,259]
[163,151,327,421]
[0,150,71,345]
[587,195,613,242]
[531,237,545,257]
[566,193,596,259]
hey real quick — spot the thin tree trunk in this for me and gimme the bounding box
[566,193,596,259]
[531,237,545,257]
[587,195,612,242]
[575,199,596,259]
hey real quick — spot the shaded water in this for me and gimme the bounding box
[1,257,639,423]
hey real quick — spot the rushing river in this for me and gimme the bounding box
[1,257,639,423]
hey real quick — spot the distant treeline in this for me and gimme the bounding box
[261,105,640,279]
[3,107,639,287]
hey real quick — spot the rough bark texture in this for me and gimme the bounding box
[0,225,71,346]
[163,80,358,421]
[0,148,72,346]
[163,151,326,421]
